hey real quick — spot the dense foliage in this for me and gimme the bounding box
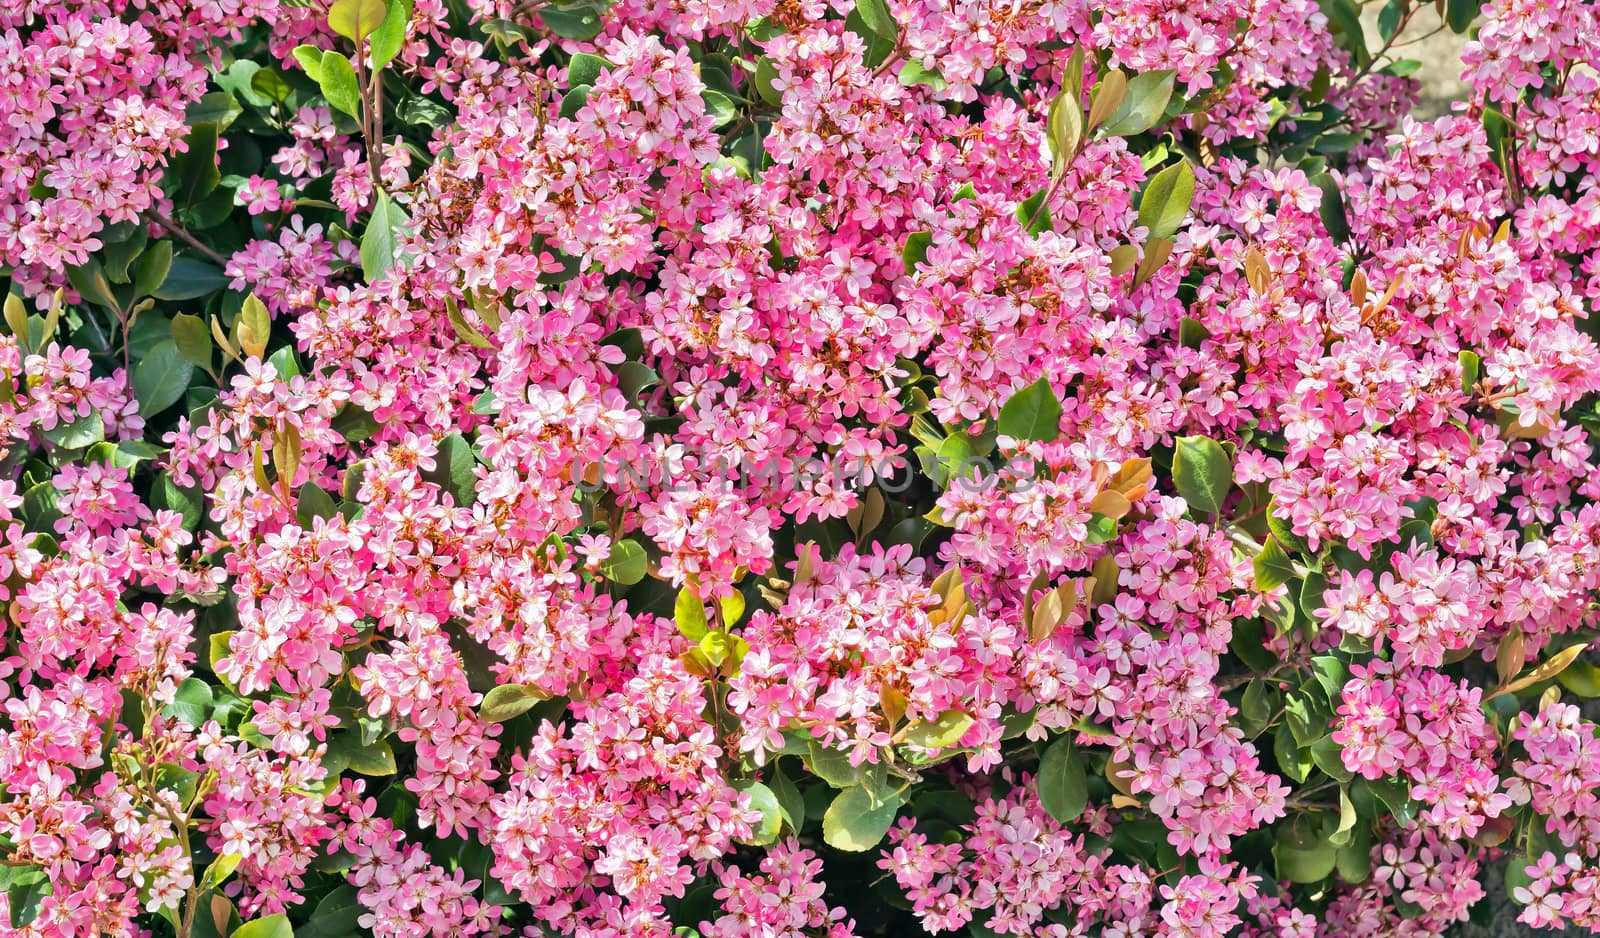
[4,0,1600,935]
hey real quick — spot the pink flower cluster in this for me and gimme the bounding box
[8,0,1600,936]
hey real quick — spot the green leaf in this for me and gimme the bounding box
[369,0,412,70]
[20,480,60,533]
[734,780,784,845]
[186,91,243,132]
[156,472,204,531]
[208,630,236,677]
[1299,569,1329,623]
[326,732,397,775]
[1329,786,1359,846]
[560,84,593,119]
[268,345,301,380]
[901,230,932,273]
[568,52,609,89]
[398,95,452,126]
[807,741,862,788]
[199,854,242,892]
[1252,535,1296,591]
[902,710,974,749]
[769,763,806,831]
[133,241,174,298]
[479,683,551,723]
[232,914,294,938]
[539,6,604,38]
[1230,618,1277,671]
[318,50,362,119]
[1238,679,1273,738]
[754,57,783,105]
[1274,822,1337,883]
[163,677,214,727]
[1336,823,1372,882]
[1506,853,1537,902]
[361,191,407,283]
[418,431,476,505]
[1102,70,1175,137]
[133,341,195,418]
[297,482,339,526]
[675,589,709,641]
[175,122,221,204]
[299,885,361,938]
[1171,435,1233,515]
[328,0,388,40]
[997,377,1063,443]
[1136,160,1196,240]
[1319,0,1369,64]
[1314,173,1351,243]
[598,538,648,585]
[1459,349,1481,397]
[1085,514,1118,544]
[1446,0,1479,31]
[1266,502,1310,554]
[251,67,293,103]
[291,44,324,80]
[701,89,738,128]
[854,0,897,39]
[1558,658,1600,697]
[1309,655,1350,701]
[67,260,118,309]
[898,60,946,92]
[155,258,227,301]
[41,412,104,449]
[822,785,905,851]
[1275,722,1311,783]
[1046,85,1084,167]
[1016,189,1053,235]
[1035,735,1088,822]
[5,871,48,928]
[1361,776,1416,826]
[1376,0,1402,40]
[1311,735,1352,782]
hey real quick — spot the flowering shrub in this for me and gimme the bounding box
[6,0,1600,935]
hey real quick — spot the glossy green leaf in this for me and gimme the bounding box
[163,677,214,727]
[326,732,396,775]
[318,50,362,119]
[598,538,648,585]
[133,240,174,298]
[734,780,784,845]
[133,341,195,417]
[360,191,407,283]
[1172,435,1233,515]
[854,0,897,39]
[903,710,974,749]
[1102,70,1175,137]
[155,258,228,301]
[1252,535,1296,591]
[299,886,361,938]
[997,377,1062,442]
[1136,159,1195,240]
[568,52,610,89]
[1036,735,1088,822]
[675,589,709,641]
[232,913,294,938]
[902,230,932,273]
[822,784,905,851]
[328,0,388,41]
[479,683,552,723]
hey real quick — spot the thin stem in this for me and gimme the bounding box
[1346,9,1416,88]
[143,211,229,268]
